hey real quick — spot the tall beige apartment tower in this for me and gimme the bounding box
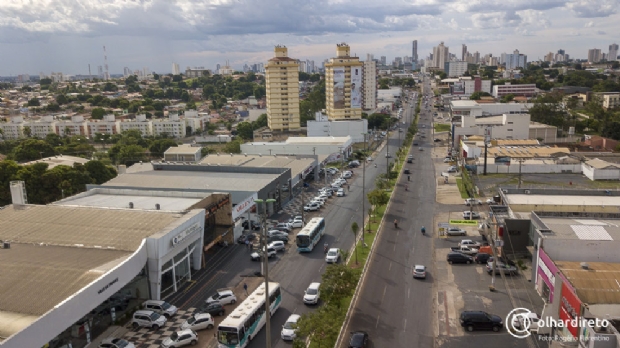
[325,43,364,120]
[265,45,300,131]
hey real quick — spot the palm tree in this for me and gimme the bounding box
[351,222,359,265]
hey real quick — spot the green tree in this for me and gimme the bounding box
[172,75,183,82]
[367,188,389,208]
[11,139,56,161]
[500,94,515,103]
[320,263,358,308]
[351,222,359,264]
[23,126,32,138]
[40,78,52,85]
[223,139,242,154]
[84,160,117,184]
[103,82,118,92]
[46,103,61,112]
[236,122,254,140]
[299,72,311,81]
[91,107,106,119]
[469,91,491,100]
[294,305,344,348]
[0,160,20,205]
[255,114,268,128]
[27,98,40,106]
[56,94,69,105]
[149,139,178,157]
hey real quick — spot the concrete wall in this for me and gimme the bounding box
[582,164,620,180]
[543,238,620,263]
[477,163,582,174]
[306,119,368,143]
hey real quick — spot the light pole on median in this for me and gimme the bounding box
[254,198,277,348]
[361,132,367,245]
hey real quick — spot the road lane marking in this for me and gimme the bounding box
[381,285,386,302]
[408,288,410,299]
[319,264,324,273]
[376,315,380,328]
[444,290,450,336]
[396,231,399,237]
[404,319,407,332]
[389,261,392,271]
[393,244,396,251]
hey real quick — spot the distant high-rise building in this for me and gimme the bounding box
[432,42,449,70]
[367,54,374,61]
[462,44,467,61]
[544,52,554,62]
[473,52,480,64]
[216,64,221,73]
[588,49,602,63]
[298,60,307,73]
[142,67,150,77]
[504,49,527,69]
[557,49,565,55]
[393,57,402,67]
[325,43,363,121]
[380,56,387,66]
[412,40,418,69]
[609,43,619,61]
[447,62,468,77]
[123,67,131,77]
[362,57,377,110]
[172,63,180,75]
[265,45,300,131]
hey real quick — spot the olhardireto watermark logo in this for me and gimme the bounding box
[506,308,611,340]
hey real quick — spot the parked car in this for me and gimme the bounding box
[337,188,345,197]
[281,314,301,341]
[205,289,237,306]
[486,198,497,205]
[419,147,423,151]
[303,282,321,305]
[443,157,453,163]
[488,256,516,267]
[142,300,178,318]
[325,248,340,263]
[450,246,479,255]
[242,220,261,231]
[462,211,481,219]
[464,198,482,206]
[348,331,369,348]
[195,302,225,317]
[475,253,492,264]
[251,247,277,261]
[404,169,411,174]
[310,198,325,207]
[460,311,503,332]
[413,141,419,146]
[446,227,466,236]
[486,261,518,275]
[447,252,474,264]
[268,230,289,238]
[342,172,353,179]
[434,138,441,142]
[459,239,481,248]
[181,313,214,331]
[268,235,289,244]
[304,203,320,212]
[131,310,167,329]
[446,166,458,173]
[290,216,304,228]
[407,158,413,163]
[512,312,541,333]
[99,338,135,348]
[269,241,286,252]
[161,329,198,348]
[275,222,292,232]
[413,265,427,279]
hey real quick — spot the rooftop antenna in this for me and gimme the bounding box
[103,45,109,80]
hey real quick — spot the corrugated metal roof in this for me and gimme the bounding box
[585,158,620,169]
[556,261,620,305]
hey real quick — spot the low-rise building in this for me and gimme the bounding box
[241,136,353,158]
[492,83,537,98]
[163,144,202,162]
[0,116,25,139]
[602,92,620,109]
[119,114,152,136]
[152,113,186,138]
[582,158,620,180]
[29,115,57,138]
[86,114,120,137]
[56,115,86,136]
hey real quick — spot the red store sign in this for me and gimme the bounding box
[559,282,581,338]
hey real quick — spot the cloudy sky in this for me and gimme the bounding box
[0,0,619,76]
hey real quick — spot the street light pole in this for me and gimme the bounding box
[254,198,276,348]
[386,117,390,179]
[361,133,367,245]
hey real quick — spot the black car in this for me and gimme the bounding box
[434,138,441,142]
[413,142,419,146]
[460,311,503,332]
[196,302,225,317]
[447,252,474,264]
[242,220,261,231]
[407,158,413,163]
[404,169,411,174]
[237,233,258,244]
[349,331,369,348]
[474,253,492,264]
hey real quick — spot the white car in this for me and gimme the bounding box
[331,182,342,189]
[465,198,482,206]
[463,211,481,219]
[143,300,178,317]
[325,248,340,263]
[311,198,325,207]
[303,282,321,305]
[486,198,497,205]
[443,157,454,163]
[446,227,466,236]
[342,172,352,179]
[304,203,320,211]
[161,329,198,348]
[205,289,237,306]
[268,241,285,251]
[512,312,541,333]
[320,188,333,196]
[251,247,277,261]
[318,193,330,201]
[275,222,292,232]
[335,178,347,185]
[281,314,301,341]
[459,239,482,248]
[337,188,345,197]
[99,338,136,348]
[290,216,304,228]
[181,313,214,331]
[413,265,427,279]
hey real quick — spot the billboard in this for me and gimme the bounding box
[332,67,345,109]
[350,67,362,109]
[451,82,465,95]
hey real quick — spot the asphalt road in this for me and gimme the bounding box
[245,102,414,348]
[341,82,437,347]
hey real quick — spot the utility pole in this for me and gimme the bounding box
[362,133,367,245]
[255,198,276,348]
[517,159,524,189]
[386,117,390,179]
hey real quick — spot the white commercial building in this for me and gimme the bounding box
[492,83,537,98]
[0,184,219,348]
[582,158,620,180]
[306,112,368,142]
[602,93,620,109]
[447,61,468,77]
[450,100,533,118]
[377,87,402,102]
[455,113,531,141]
[241,136,353,157]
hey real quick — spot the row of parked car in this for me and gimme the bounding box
[304,181,347,212]
[447,239,519,275]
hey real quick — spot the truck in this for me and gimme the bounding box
[450,246,479,255]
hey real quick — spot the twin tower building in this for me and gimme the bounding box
[265,43,377,131]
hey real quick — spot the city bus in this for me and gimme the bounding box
[216,282,282,348]
[296,217,326,252]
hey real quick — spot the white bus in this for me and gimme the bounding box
[216,282,282,348]
[296,217,326,252]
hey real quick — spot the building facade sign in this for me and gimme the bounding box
[559,282,581,338]
[172,222,201,246]
[536,248,558,302]
[232,193,258,220]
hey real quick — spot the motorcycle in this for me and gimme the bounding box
[421,227,426,235]
[324,245,329,253]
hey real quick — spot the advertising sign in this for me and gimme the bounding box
[536,248,558,302]
[495,156,511,166]
[332,67,345,109]
[559,282,581,338]
[449,219,478,225]
[232,193,258,220]
[350,67,362,109]
[452,82,465,95]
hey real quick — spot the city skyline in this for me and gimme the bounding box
[0,0,619,75]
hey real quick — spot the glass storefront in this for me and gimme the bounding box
[160,240,198,298]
